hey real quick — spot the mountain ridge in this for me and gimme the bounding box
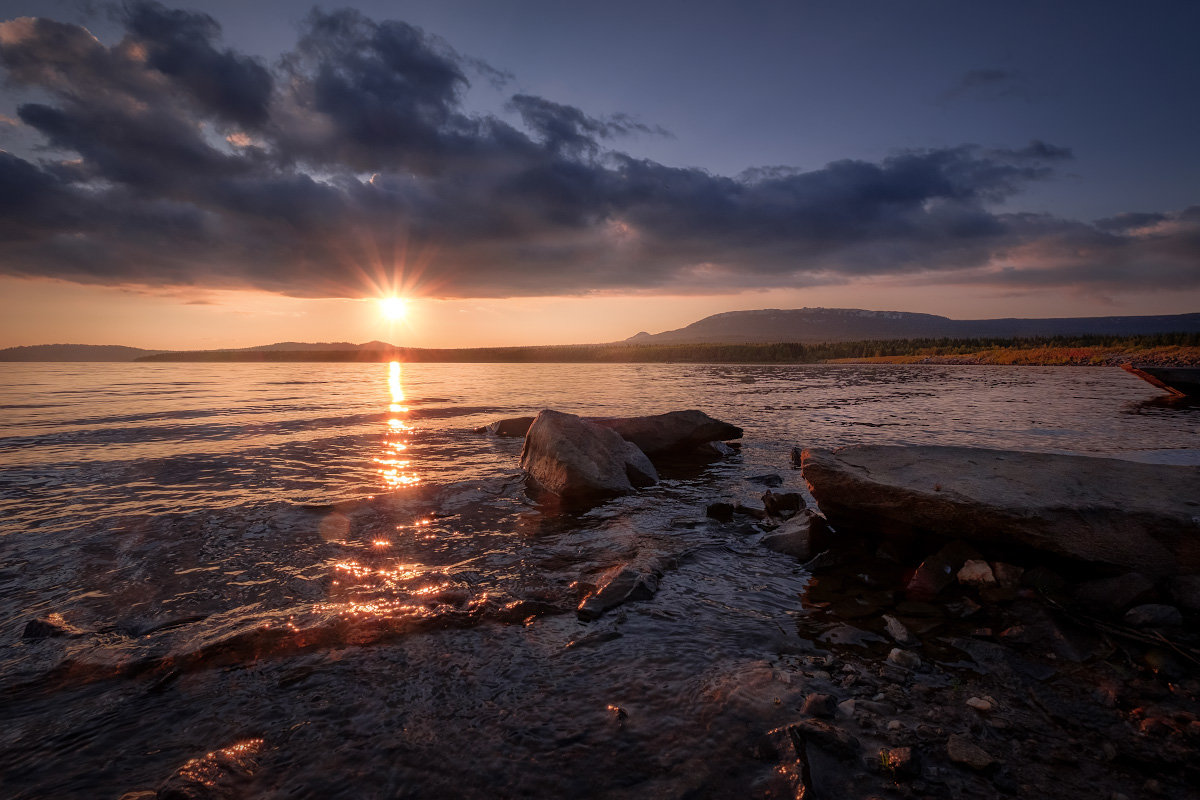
[625,308,1200,344]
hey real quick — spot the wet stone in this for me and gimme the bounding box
[886,648,921,670]
[746,473,784,487]
[705,502,735,522]
[577,564,660,621]
[946,733,997,771]
[880,746,921,779]
[906,541,981,601]
[1074,572,1155,613]
[882,614,918,646]
[802,693,838,719]
[1168,574,1200,612]
[762,490,804,518]
[22,613,87,639]
[1123,603,1183,628]
[786,718,861,760]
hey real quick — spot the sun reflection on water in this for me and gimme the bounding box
[376,361,420,489]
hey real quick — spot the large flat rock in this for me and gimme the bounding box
[801,446,1200,576]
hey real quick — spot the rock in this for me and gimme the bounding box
[1022,565,1069,597]
[589,409,742,456]
[694,440,736,457]
[801,446,1200,576]
[520,410,658,503]
[836,699,856,718]
[802,693,838,719]
[966,696,993,713]
[992,562,1024,589]
[577,564,662,621]
[22,614,87,639]
[762,490,805,518]
[1124,603,1183,628]
[1074,572,1155,612]
[746,473,784,487]
[880,746,921,779]
[474,416,536,437]
[906,540,982,601]
[790,447,804,468]
[784,718,861,760]
[1168,574,1200,612]
[946,733,997,770]
[761,510,829,560]
[886,648,921,670]
[882,614,918,646]
[733,502,768,520]
[957,559,997,588]
[157,738,263,800]
[705,502,736,522]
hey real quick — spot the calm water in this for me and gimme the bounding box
[0,363,1196,798]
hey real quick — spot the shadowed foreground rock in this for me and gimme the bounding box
[802,446,1200,576]
[520,410,658,503]
[589,410,742,456]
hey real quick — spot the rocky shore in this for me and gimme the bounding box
[494,411,1200,798]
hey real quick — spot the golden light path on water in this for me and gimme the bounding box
[377,361,419,490]
[311,360,446,622]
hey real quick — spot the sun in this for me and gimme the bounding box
[379,296,408,321]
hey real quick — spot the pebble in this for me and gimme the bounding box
[887,720,903,731]
[836,699,856,718]
[966,696,993,713]
[882,614,918,646]
[886,648,921,670]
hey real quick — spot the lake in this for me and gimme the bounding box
[1,363,1196,798]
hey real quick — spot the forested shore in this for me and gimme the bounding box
[133,333,1200,365]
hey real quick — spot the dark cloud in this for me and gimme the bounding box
[940,68,1032,103]
[1094,211,1169,232]
[0,4,1195,298]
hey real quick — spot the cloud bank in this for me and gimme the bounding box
[0,3,1196,299]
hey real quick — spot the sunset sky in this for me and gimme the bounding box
[1,0,1197,349]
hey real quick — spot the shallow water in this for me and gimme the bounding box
[0,362,1196,798]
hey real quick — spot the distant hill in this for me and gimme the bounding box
[242,341,395,352]
[0,344,172,362]
[0,341,398,361]
[625,308,1200,344]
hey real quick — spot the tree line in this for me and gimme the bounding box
[134,332,1200,364]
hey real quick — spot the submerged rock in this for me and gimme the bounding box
[589,409,742,456]
[22,613,88,639]
[705,501,736,522]
[577,564,662,621]
[157,738,264,800]
[802,446,1200,576]
[802,693,838,719]
[519,410,658,503]
[473,416,536,437]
